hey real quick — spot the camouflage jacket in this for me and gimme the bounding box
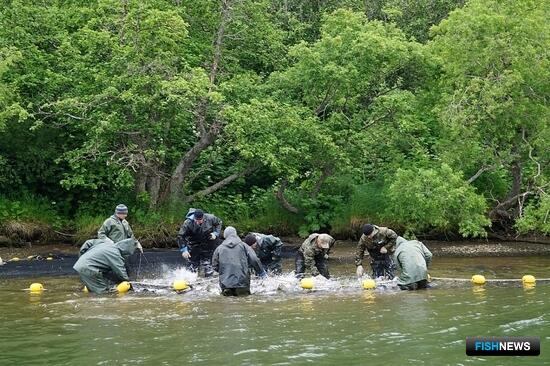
[251,232,283,262]
[354,226,398,266]
[299,233,335,274]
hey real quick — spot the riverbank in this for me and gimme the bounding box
[2,238,550,263]
[2,196,550,251]
[288,238,550,258]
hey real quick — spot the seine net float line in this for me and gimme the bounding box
[18,274,546,295]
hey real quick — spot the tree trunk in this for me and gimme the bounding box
[467,164,494,184]
[504,160,522,219]
[507,160,522,202]
[168,126,218,198]
[276,179,300,214]
[161,0,232,203]
[135,169,147,195]
[489,161,527,221]
[147,175,161,209]
[310,166,332,198]
[183,165,256,203]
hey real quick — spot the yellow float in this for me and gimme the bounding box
[522,275,536,285]
[362,279,376,290]
[29,283,44,293]
[116,281,131,293]
[471,275,486,285]
[300,278,314,289]
[173,279,189,292]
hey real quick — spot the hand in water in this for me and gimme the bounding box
[181,251,191,259]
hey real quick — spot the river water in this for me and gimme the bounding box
[1,256,549,365]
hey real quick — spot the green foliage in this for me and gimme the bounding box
[516,195,550,235]
[192,188,301,236]
[0,0,547,242]
[269,8,435,185]
[330,181,392,237]
[0,195,63,229]
[387,164,491,237]
[431,0,550,216]
[52,0,193,192]
[0,155,20,191]
[0,47,26,131]
[224,0,287,74]
[297,193,342,237]
[225,99,343,180]
[73,214,105,244]
[377,0,466,42]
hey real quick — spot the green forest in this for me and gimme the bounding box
[0,0,548,245]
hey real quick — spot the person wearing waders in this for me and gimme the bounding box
[98,204,140,246]
[295,233,335,279]
[355,224,397,279]
[243,232,284,275]
[393,236,433,290]
[73,238,139,294]
[176,208,222,277]
[212,227,266,296]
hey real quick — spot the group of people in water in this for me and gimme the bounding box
[73,204,433,295]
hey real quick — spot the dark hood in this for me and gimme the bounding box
[222,227,240,248]
[115,238,136,256]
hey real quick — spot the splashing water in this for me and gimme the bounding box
[131,268,400,298]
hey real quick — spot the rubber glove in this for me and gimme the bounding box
[210,232,217,240]
[380,247,388,254]
[356,265,364,277]
[181,247,191,259]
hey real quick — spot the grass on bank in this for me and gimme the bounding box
[0,195,64,243]
[74,192,302,247]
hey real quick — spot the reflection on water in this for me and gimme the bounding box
[472,285,487,299]
[1,257,550,365]
[362,291,376,305]
[524,283,537,294]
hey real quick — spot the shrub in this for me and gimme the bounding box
[386,164,491,237]
[515,194,550,235]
